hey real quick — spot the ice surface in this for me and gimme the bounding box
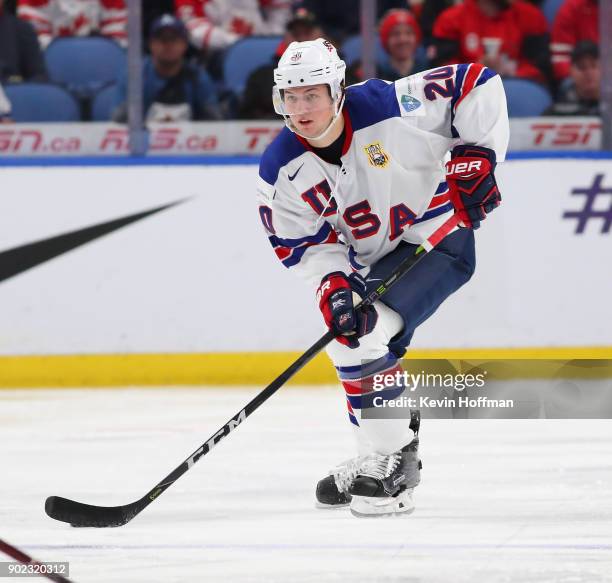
[1,387,611,583]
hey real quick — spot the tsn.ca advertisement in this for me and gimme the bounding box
[0,118,602,156]
[0,122,283,156]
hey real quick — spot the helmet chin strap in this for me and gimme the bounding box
[285,93,346,142]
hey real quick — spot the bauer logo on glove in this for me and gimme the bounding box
[445,145,501,230]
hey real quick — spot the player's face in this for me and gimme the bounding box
[387,24,417,60]
[283,85,335,138]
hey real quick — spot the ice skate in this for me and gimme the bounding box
[315,456,366,508]
[349,438,421,518]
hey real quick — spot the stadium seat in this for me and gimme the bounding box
[223,36,281,96]
[45,37,126,96]
[341,35,390,67]
[502,78,553,117]
[542,0,565,26]
[91,84,118,121]
[3,83,80,122]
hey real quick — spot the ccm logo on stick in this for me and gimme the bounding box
[446,160,483,175]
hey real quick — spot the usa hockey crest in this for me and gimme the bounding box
[364,142,389,168]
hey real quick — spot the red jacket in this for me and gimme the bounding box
[17,0,127,49]
[551,0,599,79]
[433,0,549,82]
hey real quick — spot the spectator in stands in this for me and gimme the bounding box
[274,8,323,60]
[347,9,427,84]
[550,0,598,80]
[0,0,46,81]
[113,14,220,123]
[17,0,127,50]
[431,0,551,84]
[0,82,12,121]
[237,64,276,119]
[237,8,323,120]
[544,41,599,116]
[175,0,291,53]
[300,0,409,45]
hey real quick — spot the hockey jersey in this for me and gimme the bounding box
[16,0,127,49]
[256,63,509,288]
[175,0,290,51]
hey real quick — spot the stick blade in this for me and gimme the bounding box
[45,496,136,528]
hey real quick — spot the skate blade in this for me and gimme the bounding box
[315,501,351,509]
[349,494,415,518]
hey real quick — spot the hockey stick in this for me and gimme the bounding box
[0,538,74,583]
[45,213,460,528]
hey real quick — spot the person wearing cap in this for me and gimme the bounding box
[544,41,599,116]
[346,9,427,85]
[112,14,220,123]
[379,9,427,80]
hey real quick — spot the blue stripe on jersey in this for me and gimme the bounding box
[336,353,397,379]
[269,222,337,268]
[435,181,448,194]
[476,67,497,87]
[258,127,307,186]
[413,202,453,224]
[278,244,308,268]
[269,221,333,249]
[451,64,470,115]
[348,246,366,271]
[345,79,401,132]
[450,64,469,138]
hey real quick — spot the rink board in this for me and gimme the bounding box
[0,155,610,385]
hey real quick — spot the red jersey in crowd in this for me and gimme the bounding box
[551,0,599,79]
[17,0,127,49]
[432,0,549,82]
[175,0,290,51]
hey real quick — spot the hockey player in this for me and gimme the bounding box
[256,38,508,517]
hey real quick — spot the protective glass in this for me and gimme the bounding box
[272,85,335,117]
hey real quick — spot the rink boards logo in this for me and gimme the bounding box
[364,142,389,168]
[400,94,421,113]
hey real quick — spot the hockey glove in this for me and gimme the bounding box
[446,145,501,230]
[316,272,378,349]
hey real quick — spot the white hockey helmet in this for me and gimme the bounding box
[273,38,346,138]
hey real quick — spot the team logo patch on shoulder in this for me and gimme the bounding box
[364,142,390,168]
[400,94,421,113]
